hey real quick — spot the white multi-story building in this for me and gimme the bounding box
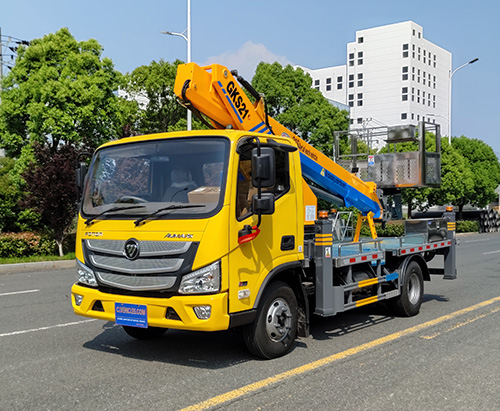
[299,21,452,137]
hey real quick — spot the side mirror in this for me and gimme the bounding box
[252,192,275,215]
[252,147,275,188]
[75,162,88,201]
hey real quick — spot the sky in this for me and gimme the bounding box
[1,0,498,156]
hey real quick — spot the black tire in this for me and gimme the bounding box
[388,261,424,317]
[122,325,167,340]
[243,281,298,359]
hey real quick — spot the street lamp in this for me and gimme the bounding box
[161,0,192,130]
[448,57,478,144]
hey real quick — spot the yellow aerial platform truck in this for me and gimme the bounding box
[72,63,456,358]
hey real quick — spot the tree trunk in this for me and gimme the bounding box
[458,204,464,221]
[407,199,413,219]
[56,239,64,257]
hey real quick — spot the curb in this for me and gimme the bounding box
[0,259,76,274]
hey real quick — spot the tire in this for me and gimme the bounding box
[388,261,424,317]
[243,281,298,359]
[122,325,167,340]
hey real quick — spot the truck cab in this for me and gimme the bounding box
[72,130,305,355]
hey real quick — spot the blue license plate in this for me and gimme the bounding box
[115,303,148,328]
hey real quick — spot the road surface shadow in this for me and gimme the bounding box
[83,322,254,369]
[82,293,448,367]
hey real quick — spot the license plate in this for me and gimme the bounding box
[115,303,148,328]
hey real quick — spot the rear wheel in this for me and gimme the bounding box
[388,261,424,317]
[243,281,298,359]
[122,326,167,340]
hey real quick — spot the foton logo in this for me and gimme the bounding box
[124,238,140,260]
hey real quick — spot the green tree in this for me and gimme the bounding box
[427,140,474,219]
[451,136,500,210]
[122,59,187,134]
[251,62,349,155]
[0,28,122,157]
[0,157,21,232]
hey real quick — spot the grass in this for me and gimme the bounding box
[0,252,75,265]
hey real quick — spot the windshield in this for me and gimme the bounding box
[82,137,229,219]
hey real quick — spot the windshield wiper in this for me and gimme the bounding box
[134,204,204,226]
[85,205,146,226]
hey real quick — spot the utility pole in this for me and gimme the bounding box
[161,0,192,130]
[1,26,3,105]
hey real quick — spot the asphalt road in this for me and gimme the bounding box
[1,232,499,410]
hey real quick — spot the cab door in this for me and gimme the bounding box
[227,142,301,314]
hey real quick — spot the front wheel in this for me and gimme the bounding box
[122,326,167,340]
[243,281,298,359]
[388,261,424,317]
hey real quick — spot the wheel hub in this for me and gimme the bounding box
[265,298,292,342]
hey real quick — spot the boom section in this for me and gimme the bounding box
[174,62,382,218]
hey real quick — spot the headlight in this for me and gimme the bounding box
[76,260,98,287]
[179,261,220,294]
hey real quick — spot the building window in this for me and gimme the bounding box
[315,79,320,86]
[358,37,364,44]
[357,93,363,100]
[326,85,331,91]
[411,113,415,120]
[358,59,363,65]
[337,76,343,83]
[402,66,409,73]
[402,87,408,94]
[358,51,363,58]
[326,78,332,84]
[418,32,421,39]
[403,43,409,50]
[337,83,342,90]
[402,74,408,81]
[403,51,409,58]
[401,113,407,120]
[357,118,363,124]
[349,61,354,67]
[402,95,408,101]
[357,100,363,106]
[349,53,354,60]
[349,102,354,107]
[358,80,363,87]
[349,74,354,81]
[348,94,354,100]
[349,81,354,88]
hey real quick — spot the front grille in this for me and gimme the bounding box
[83,239,196,293]
[96,271,177,291]
[89,254,182,274]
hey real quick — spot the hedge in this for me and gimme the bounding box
[360,219,479,238]
[0,232,57,258]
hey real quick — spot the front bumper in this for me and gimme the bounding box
[71,283,230,331]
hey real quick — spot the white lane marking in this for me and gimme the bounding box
[0,319,97,337]
[465,239,487,243]
[483,250,500,255]
[0,289,40,297]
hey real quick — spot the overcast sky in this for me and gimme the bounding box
[1,0,498,156]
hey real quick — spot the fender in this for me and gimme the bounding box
[228,261,306,329]
[398,254,430,283]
